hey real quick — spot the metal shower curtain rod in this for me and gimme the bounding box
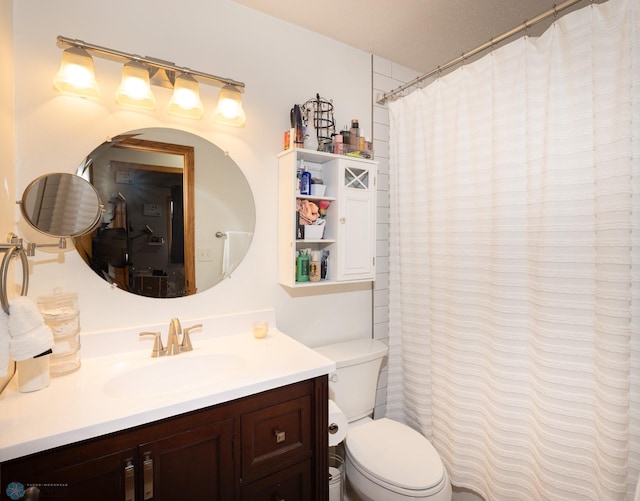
[377,0,590,104]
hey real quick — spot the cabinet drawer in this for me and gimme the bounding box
[240,459,311,501]
[241,395,312,480]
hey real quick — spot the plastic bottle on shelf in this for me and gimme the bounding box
[321,250,330,280]
[333,133,344,155]
[349,119,359,148]
[309,251,321,282]
[341,128,350,148]
[300,160,311,196]
[295,166,302,194]
[296,250,310,282]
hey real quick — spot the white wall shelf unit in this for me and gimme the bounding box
[278,148,377,288]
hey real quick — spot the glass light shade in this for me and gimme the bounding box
[53,47,99,98]
[213,85,246,126]
[116,61,156,110]
[167,73,204,119]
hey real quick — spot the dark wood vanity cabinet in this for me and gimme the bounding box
[1,376,328,501]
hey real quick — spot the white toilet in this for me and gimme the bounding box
[315,339,452,501]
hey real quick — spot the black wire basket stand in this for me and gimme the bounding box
[302,94,336,151]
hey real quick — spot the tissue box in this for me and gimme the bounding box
[303,224,325,240]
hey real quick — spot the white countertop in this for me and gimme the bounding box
[0,309,335,462]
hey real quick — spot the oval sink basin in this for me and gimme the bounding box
[103,353,243,399]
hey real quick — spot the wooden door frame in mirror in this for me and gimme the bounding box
[113,137,196,296]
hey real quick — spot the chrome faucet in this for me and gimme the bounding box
[140,318,203,357]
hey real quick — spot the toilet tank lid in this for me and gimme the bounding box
[313,339,388,368]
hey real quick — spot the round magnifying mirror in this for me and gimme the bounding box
[20,173,104,238]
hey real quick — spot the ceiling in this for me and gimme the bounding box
[231,0,584,74]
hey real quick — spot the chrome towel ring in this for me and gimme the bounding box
[0,235,30,315]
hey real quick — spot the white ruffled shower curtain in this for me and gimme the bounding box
[387,0,640,499]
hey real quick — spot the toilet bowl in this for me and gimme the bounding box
[314,339,452,501]
[345,418,451,500]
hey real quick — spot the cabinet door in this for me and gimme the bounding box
[336,160,376,281]
[1,447,137,501]
[139,418,234,501]
[240,459,311,501]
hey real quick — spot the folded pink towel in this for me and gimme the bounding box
[8,297,54,361]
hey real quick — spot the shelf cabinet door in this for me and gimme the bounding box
[336,160,376,281]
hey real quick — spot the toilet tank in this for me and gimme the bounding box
[313,339,388,422]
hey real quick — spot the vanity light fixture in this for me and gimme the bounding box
[116,60,156,110]
[53,46,99,99]
[54,36,246,126]
[213,84,246,127]
[167,73,204,119]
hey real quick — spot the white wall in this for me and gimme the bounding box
[9,0,374,346]
[1,0,15,258]
[0,0,16,389]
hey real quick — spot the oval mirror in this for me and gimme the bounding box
[74,128,256,298]
[20,173,103,238]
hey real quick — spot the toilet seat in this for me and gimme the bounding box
[345,418,447,497]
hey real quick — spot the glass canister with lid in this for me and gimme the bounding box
[37,289,81,376]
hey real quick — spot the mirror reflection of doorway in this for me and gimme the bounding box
[77,138,195,297]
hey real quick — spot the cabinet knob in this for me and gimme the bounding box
[340,217,346,224]
[274,430,286,443]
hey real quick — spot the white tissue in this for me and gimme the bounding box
[8,297,54,361]
[328,399,348,447]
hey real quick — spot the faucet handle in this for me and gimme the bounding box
[140,332,164,357]
[181,324,203,352]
